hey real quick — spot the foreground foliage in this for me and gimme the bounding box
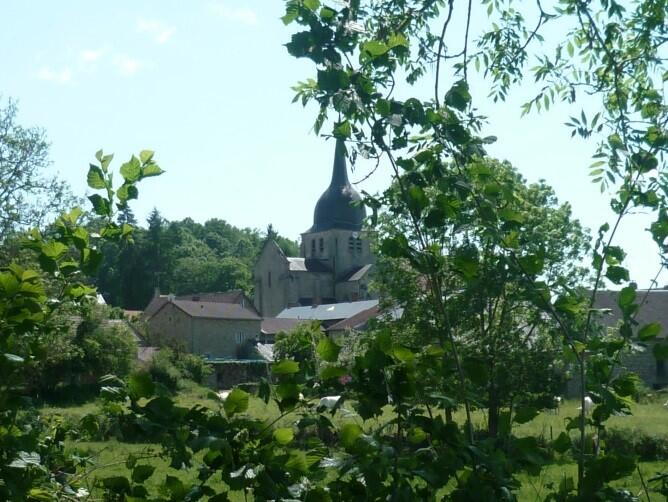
[2,0,668,499]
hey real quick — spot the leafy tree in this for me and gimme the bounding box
[376,158,589,437]
[283,0,668,497]
[95,211,297,308]
[0,97,78,241]
[0,148,162,499]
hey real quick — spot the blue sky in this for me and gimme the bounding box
[0,0,664,287]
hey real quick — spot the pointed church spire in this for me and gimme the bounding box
[309,139,366,232]
[329,138,350,188]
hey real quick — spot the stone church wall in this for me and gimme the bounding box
[254,242,289,317]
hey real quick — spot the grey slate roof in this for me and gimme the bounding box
[143,296,168,320]
[594,289,668,338]
[169,300,261,321]
[277,299,379,321]
[327,305,404,332]
[287,257,332,273]
[341,264,373,282]
[144,290,259,319]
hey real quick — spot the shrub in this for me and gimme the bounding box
[177,352,213,384]
[147,348,181,392]
[605,428,668,461]
[147,347,213,390]
[27,304,137,400]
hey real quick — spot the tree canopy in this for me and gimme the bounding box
[95,210,298,309]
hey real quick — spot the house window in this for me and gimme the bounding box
[356,238,362,253]
[311,239,316,256]
[319,238,324,253]
[268,271,272,288]
[348,236,354,251]
[235,333,245,345]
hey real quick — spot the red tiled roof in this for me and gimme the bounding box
[326,304,380,332]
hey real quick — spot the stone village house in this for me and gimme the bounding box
[144,292,261,360]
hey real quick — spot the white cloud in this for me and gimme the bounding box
[113,54,143,76]
[37,66,72,84]
[137,19,175,44]
[208,2,257,26]
[80,48,105,63]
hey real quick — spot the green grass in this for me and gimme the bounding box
[39,385,668,500]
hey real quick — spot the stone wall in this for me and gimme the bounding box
[192,318,260,359]
[148,302,192,348]
[213,360,269,389]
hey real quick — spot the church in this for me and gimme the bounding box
[253,139,376,317]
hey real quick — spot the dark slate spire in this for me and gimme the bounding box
[309,139,366,232]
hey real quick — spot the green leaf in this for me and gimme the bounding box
[223,388,249,416]
[387,32,408,48]
[317,337,341,362]
[41,241,68,259]
[333,120,351,139]
[285,450,308,474]
[27,488,53,501]
[101,153,114,171]
[87,164,106,189]
[361,40,389,57]
[272,359,300,375]
[605,265,629,284]
[132,464,156,483]
[392,345,415,362]
[453,254,478,280]
[102,476,131,494]
[117,184,139,203]
[653,343,668,360]
[320,365,347,380]
[139,150,154,163]
[553,432,572,453]
[340,423,363,448]
[273,427,294,445]
[444,80,471,111]
[88,194,111,217]
[617,285,636,309]
[164,475,186,500]
[513,406,539,424]
[141,164,164,178]
[375,98,391,117]
[303,0,320,11]
[638,322,661,341]
[518,254,544,275]
[128,371,155,400]
[120,156,141,183]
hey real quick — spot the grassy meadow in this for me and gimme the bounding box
[39,383,668,500]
